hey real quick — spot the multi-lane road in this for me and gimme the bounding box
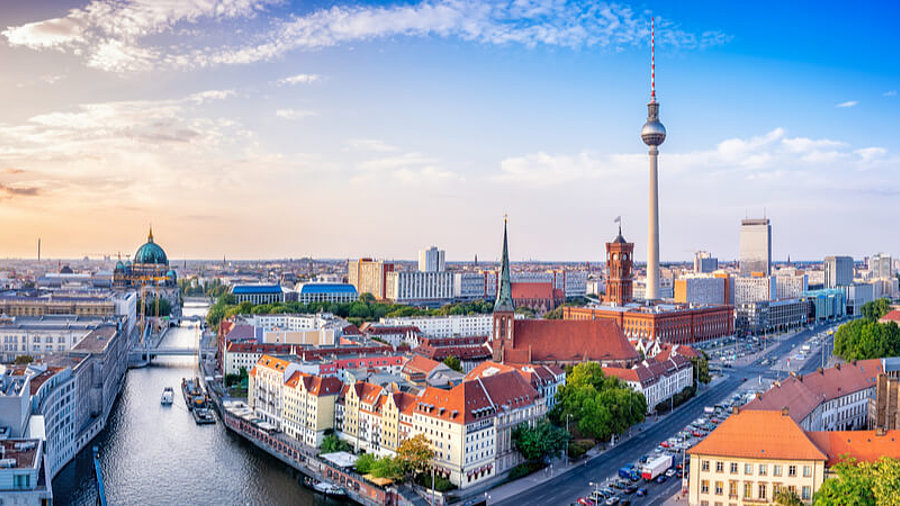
[493,320,845,506]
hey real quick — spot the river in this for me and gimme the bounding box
[52,301,327,505]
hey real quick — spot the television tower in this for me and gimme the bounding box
[640,17,666,301]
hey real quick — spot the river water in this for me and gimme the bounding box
[52,302,326,505]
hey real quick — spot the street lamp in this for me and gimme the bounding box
[565,413,574,467]
[589,482,601,503]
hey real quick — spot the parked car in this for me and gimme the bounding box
[656,475,668,484]
[636,488,648,497]
[665,469,676,478]
[624,485,638,495]
[605,497,620,506]
[577,497,597,506]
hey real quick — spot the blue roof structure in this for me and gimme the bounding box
[231,284,283,295]
[299,283,357,295]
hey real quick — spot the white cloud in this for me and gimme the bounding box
[275,108,317,120]
[345,139,399,153]
[277,73,321,86]
[4,1,730,73]
[351,148,461,185]
[885,90,898,97]
[189,89,236,103]
[836,100,858,108]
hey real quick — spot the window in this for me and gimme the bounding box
[803,465,812,477]
[788,465,797,477]
[716,461,724,473]
[758,483,767,500]
[744,463,753,475]
[715,481,723,495]
[802,486,811,500]
[743,482,752,499]
[730,462,738,474]
[759,464,767,476]
[728,480,738,499]
[773,464,782,477]
[701,480,709,494]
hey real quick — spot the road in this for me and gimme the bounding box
[493,319,844,506]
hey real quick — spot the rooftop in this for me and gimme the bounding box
[807,430,900,466]
[70,325,118,354]
[688,410,827,461]
[0,439,41,470]
[231,284,284,295]
[298,283,358,295]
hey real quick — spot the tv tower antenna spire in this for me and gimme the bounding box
[651,16,656,102]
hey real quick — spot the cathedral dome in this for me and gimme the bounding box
[134,228,168,265]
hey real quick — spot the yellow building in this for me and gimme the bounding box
[688,410,826,505]
[281,371,342,447]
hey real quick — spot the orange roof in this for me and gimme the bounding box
[403,354,442,375]
[807,430,900,466]
[743,359,882,423]
[256,354,291,373]
[508,319,639,364]
[688,410,826,461]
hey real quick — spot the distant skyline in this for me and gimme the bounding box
[1,1,898,262]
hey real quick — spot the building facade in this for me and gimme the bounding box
[384,271,454,304]
[694,251,718,274]
[348,259,395,300]
[418,247,446,273]
[295,283,358,304]
[823,256,853,288]
[605,227,634,306]
[734,276,776,305]
[563,304,734,345]
[739,218,772,276]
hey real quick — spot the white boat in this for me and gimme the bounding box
[312,481,346,497]
[161,387,174,405]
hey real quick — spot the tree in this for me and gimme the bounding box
[512,420,570,462]
[370,456,403,480]
[395,434,433,480]
[355,453,377,474]
[861,298,893,321]
[14,355,34,365]
[833,319,900,361]
[692,352,711,385]
[550,362,646,441]
[359,292,376,304]
[773,487,803,506]
[319,434,352,454]
[137,296,172,317]
[442,356,462,372]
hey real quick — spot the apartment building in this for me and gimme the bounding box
[281,371,342,447]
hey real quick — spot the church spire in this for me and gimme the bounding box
[494,216,515,312]
[148,225,154,243]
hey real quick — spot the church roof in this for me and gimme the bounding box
[134,227,168,265]
[506,319,639,364]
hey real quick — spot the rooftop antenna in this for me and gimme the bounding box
[651,17,656,103]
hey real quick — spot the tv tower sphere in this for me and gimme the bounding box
[641,106,666,146]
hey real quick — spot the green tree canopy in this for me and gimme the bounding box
[319,434,351,454]
[833,319,900,361]
[511,420,570,462]
[861,298,893,322]
[442,356,462,372]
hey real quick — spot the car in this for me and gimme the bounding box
[659,441,670,448]
[624,485,638,495]
[665,469,676,478]
[605,497,620,506]
[691,430,706,437]
[676,463,684,470]
[656,475,668,484]
[654,446,664,453]
[676,470,684,479]
[608,481,623,490]
[601,488,615,497]
[635,488,648,497]
[577,497,597,506]
[639,455,650,463]
[741,377,748,382]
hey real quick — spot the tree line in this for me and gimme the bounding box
[833,299,900,362]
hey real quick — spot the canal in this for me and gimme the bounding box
[52,301,327,505]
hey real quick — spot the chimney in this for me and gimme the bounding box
[782,406,790,416]
[818,367,824,375]
[836,363,841,370]
[798,374,803,382]
[876,427,887,437]
[755,393,762,400]
[732,406,740,415]
[790,371,797,378]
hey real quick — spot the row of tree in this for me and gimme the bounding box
[137,297,172,317]
[833,318,900,361]
[177,276,228,298]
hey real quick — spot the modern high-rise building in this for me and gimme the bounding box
[739,218,772,276]
[347,258,395,300]
[774,268,809,300]
[734,275,776,304]
[693,251,718,274]
[640,18,666,301]
[871,253,893,280]
[824,256,853,288]
[417,246,445,273]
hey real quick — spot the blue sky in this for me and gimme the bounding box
[0,0,897,263]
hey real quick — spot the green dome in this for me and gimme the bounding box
[134,228,168,265]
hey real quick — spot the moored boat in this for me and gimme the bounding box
[160,387,174,405]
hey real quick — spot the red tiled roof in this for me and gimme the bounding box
[879,310,900,323]
[807,430,900,466]
[402,354,442,375]
[363,325,421,335]
[416,344,491,361]
[415,380,494,424]
[743,359,882,423]
[688,410,827,461]
[511,282,554,300]
[507,319,639,364]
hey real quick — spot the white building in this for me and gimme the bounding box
[294,283,358,304]
[230,284,293,304]
[674,275,727,305]
[0,316,116,363]
[380,314,494,338]
[844,283,875,316]
[385,271,454,303]
[775,268,809,300]
[870,253,893,280]
[734,276,776,305]
[453,271,497,299]
[418,246,446,273]
[603,355,694,413]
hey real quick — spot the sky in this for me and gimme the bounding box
[0,1,898,263]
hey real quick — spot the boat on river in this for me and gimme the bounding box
[304,477,346,497]
[192,407,216,425]
[181,377,208,411]
[160,387,174,406]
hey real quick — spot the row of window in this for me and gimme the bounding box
[699,481,811,502]
[700,460,811,478]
